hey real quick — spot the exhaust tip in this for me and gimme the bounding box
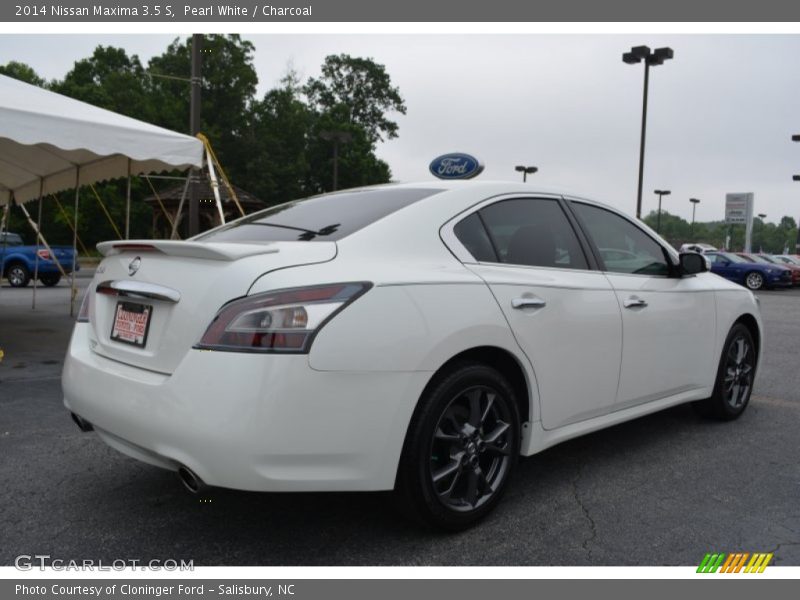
[71,412,93,432]
[177,466,206,494]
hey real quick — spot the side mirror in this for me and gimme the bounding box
[679,252,709,275]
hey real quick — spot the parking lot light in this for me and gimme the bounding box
[514,165,538,182]
[654,189,671,234]
[792,135,800,253]
[623,45,674,220]
[690,197,701,240]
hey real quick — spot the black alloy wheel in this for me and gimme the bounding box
[396,363,521,530]
[694,323,757,420]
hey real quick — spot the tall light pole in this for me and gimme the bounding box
[514,165,538,182]
[320,130,352,191]
[654,189,671,233]
[790,134,800,254]
[188,33,203,237]
[690,198,700,240]
[756,213,767,253]
[622,45,674,221]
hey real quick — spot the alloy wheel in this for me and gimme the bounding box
[746,272,763,290]
[429,385,513,511]
[8,266,26,287]
[724,335,754,409]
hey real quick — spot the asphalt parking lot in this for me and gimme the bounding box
[1,276,799,566]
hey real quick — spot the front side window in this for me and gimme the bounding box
[573,202,669,277]
[458,198,588,270]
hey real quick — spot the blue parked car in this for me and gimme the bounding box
[1,231,78,287]
[705,251,791,290]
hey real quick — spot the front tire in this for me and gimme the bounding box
[395,363,521,530]
[693,323,756,420]
[6,263,30,287]
[744,271,764,290]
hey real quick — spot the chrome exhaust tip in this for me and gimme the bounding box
[71,412,93,432]
[177,466,206,494]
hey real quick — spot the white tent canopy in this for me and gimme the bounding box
[0,73,204,206]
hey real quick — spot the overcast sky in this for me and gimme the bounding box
[2,33,800,223]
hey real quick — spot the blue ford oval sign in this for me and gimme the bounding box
[429,153,484,180]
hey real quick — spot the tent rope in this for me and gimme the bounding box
[50,194,91,256]
[196,133,246,217]
[89,183,123,239]
[143,175,181,239]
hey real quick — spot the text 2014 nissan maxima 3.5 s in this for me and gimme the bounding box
[63,182,763,529]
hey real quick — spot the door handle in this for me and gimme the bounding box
[511,297,547,309]
[623,296,648,309]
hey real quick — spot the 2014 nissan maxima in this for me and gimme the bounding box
[63,182,763,529]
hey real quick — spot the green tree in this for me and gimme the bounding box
[305,54,407,145]
[0,60,45,86]
[246,76,314,203]
[52,46,153,122]
[147,35,258,181]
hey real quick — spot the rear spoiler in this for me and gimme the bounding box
[96,240,281,262]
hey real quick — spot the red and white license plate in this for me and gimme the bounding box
[110,301,152,348]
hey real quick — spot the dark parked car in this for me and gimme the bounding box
[705,251,792,290]
[736,253,800,286]
[0,231,77,287]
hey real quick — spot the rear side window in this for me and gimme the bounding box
[196,188,443,243]
[1,233,23,246]
[457,198,588,270]
[453,213,497,262]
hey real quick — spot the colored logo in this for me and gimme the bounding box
[697,552,773,573]
[429,153,484,180]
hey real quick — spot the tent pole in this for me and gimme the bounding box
[70,167,80,317]
[205,145,225,225]
[125,159,131,239]
[32,178,43,309]
[171,174,191,240]
[0,200,9,301]
[13,197,67,278]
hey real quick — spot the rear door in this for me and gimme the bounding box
[569,201,717,407]
[453,196,623,430]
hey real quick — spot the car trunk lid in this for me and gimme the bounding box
[88,240,336,374]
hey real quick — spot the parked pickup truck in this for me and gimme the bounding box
[1,232,78,287]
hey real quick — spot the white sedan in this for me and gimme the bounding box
[63,182,762,529]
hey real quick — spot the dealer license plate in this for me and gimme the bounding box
[110,301,152,348]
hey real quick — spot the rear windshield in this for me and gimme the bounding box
[195,188,443,243]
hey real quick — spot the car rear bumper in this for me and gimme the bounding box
[62,324,429,492]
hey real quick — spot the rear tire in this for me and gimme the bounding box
[693,323,756,421]
[6,263,30,287]
[39,273,61,287]
[744,271,764,290]
[395,362,521,530]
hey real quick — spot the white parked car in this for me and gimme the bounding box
[679,243,718,254]
[63,182,763,529]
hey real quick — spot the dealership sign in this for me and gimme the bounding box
[429,153,484,180]
[725,193,754,224]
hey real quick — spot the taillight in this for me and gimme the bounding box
[195,282,371,353]
[37,249,51,260]
[77,291,91,323]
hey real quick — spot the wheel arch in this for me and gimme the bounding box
[417,346,533,429]
[734,312,761,360]
[2,258,29,277]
